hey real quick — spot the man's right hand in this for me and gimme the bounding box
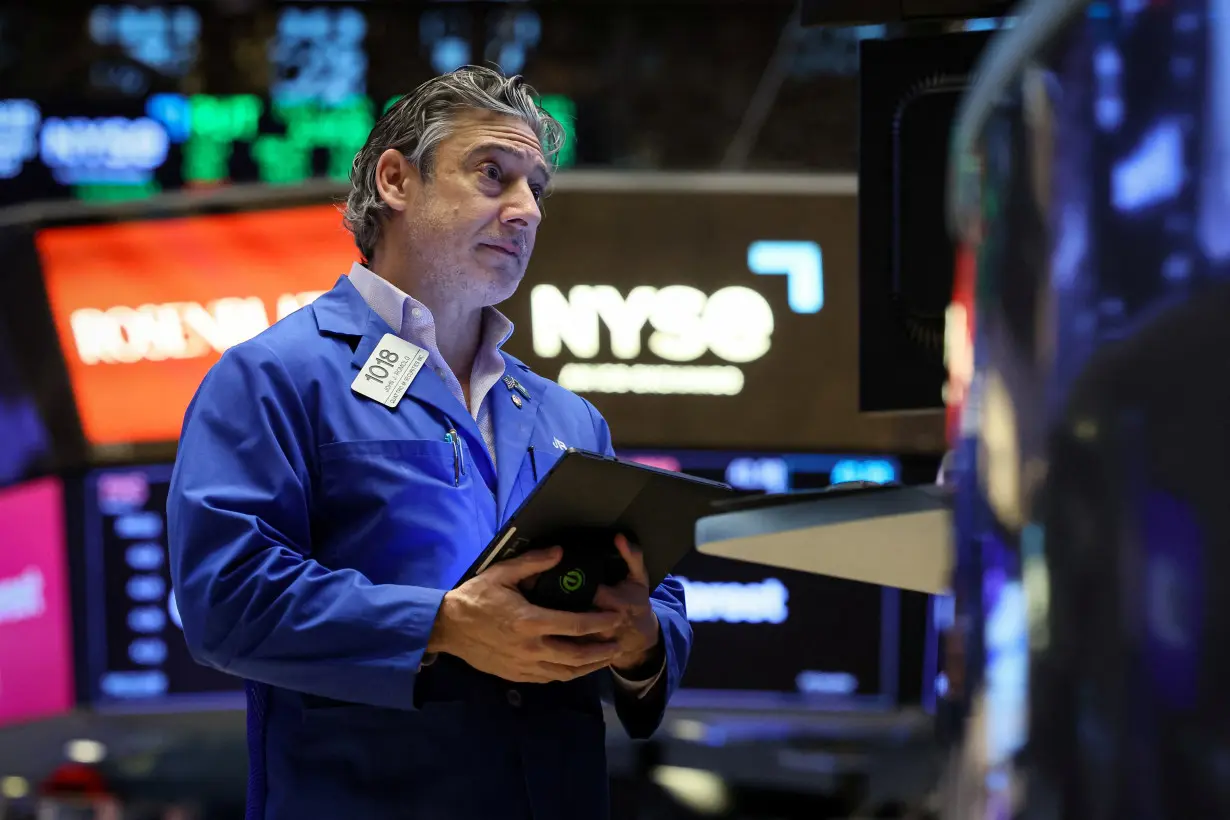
[426,547,627,683]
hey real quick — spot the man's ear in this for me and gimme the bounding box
[374,149,420,212]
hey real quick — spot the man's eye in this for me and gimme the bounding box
[530,185,544,201]
[481,164,501,181]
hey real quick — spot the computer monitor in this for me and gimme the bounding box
[80,462,242,710]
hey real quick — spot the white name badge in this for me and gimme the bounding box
[351,333,429,407]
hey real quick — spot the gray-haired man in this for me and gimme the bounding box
[168,67,692,819]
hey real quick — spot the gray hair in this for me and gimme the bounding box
[343,66,566,263]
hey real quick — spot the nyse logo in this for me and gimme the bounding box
[531,284,773,364]
[40,116,170,184]
[747,240,824,314]
[531,240,823,396]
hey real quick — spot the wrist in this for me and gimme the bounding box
[426,591,458,655]
[613,617,663,677]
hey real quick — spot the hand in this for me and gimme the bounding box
[428,547,627,684]
[592,535,661,673]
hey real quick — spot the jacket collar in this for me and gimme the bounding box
[313,275,381,339]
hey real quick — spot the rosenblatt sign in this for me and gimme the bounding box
[69,291,324,365]
[37,204,356,446]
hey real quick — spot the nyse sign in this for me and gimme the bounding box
[529,241,819,396]
[531,283,774,395]
[492,185,951,452]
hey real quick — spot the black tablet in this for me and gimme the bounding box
[455,449,738,594]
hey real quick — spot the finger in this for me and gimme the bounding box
[485,546,562,584]
[522,607,624,637]
[536,658,615,681]
[613,534,649,585]
[538,636,622,667]
[592,584,631,612]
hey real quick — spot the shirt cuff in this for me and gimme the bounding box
[610,656,666,699]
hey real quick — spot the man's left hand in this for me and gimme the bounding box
[592,534,660,673]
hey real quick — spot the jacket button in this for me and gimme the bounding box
[506,689,522,707]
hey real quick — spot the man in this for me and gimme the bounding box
[167,67,692,820]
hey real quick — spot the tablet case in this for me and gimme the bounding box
[455,449,737,610]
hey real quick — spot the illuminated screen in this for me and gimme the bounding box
[37,205,356,446]
[499,187,943,453]
[83,464,241,708]
[0,90,578,206]
[617,448,941,707]
[35,192,942,453]
[0,477,74,727]
[619,449,902,493]
[672,550,895,704]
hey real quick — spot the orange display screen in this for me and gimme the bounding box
[37,205,358,446]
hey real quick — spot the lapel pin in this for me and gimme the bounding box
[503,375,531,401]
[511,393,523,409]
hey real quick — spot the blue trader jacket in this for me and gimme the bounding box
[167,276,692,820]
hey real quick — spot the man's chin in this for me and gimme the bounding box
[479,269,525,306]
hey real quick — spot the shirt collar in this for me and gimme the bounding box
[346,262,514,352]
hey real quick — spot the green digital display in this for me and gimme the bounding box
[180,94,376,186]
[183,94,263,184]
[56,91,578,201]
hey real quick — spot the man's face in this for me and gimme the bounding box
[390,111,549,307]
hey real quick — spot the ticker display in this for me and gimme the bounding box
[0,91,578,207]
[83,464,240,707]
[0,1,580,205]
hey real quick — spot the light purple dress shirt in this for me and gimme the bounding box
[345,263,662,696]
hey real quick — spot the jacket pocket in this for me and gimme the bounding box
[314,438,483,586]
[319,438,457,484]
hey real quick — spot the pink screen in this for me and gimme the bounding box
[0,477,74,726]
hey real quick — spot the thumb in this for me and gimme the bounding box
[487,546,562,584]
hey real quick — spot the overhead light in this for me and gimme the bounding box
[64,739,107,765]
[1,776,29,799]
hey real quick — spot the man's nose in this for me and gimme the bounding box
[501,180,542,229]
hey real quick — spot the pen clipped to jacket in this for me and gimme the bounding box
[445,428,463,486]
